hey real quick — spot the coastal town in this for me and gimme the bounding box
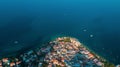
[0,37,117,67]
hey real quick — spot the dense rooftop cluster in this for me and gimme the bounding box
[44,37,105,67]
[0,37,116,67]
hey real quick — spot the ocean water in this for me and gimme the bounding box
[0,0,120,64]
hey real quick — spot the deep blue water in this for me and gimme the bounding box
[0,0,120,64]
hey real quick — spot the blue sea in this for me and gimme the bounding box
[0,0,120,64]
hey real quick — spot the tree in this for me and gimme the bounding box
[104,62,115,67]
[56,65,62,67]
[42,62,48,67]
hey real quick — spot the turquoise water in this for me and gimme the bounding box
[0,0,120,64]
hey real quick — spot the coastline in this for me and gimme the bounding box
[0,36,116,67]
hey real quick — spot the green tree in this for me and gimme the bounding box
[56,65,62,67]
[42,62,48,67]
[104,62,115,67]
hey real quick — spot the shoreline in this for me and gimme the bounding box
[0,36,116,67]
